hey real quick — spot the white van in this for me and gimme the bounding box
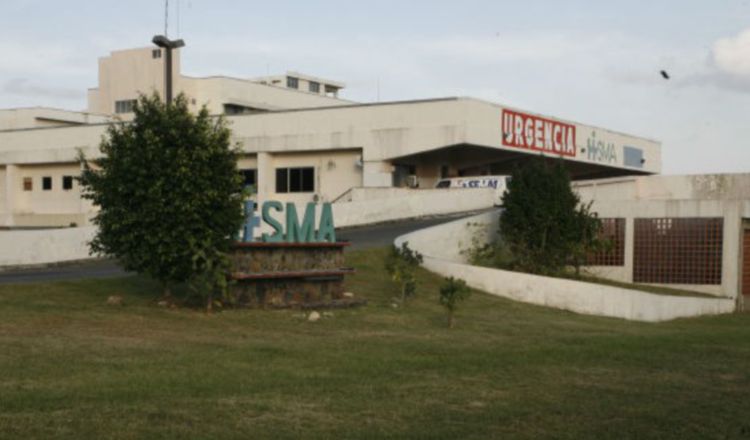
[434,175,511,206]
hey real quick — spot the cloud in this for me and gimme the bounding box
[2,78,82,100]
[676,28,750,93]
[713,28,750,76]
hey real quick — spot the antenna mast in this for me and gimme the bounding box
[164,0,169,37]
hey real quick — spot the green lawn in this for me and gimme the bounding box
[1,248,749,439]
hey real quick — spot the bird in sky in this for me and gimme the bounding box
[660,70,670,80]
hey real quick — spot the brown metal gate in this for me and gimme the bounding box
[743,228,750,297]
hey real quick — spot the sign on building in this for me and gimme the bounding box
[502,109,577,157]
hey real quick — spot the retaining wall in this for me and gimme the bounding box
[0,226,97,267]
[395,211,736,322]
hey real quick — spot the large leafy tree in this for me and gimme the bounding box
[79,94,244,305]
[500,158,601,275]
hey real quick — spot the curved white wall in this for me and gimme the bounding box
[0,190,494,268]
[395,212,736,322]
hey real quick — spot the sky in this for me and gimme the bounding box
[1,0,749,175]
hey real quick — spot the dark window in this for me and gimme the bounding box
[62,175,74,190]
[586,218,626,266]
[275,167,314,193]
[239,169,257,189]
[276,169,288,193]
[42,176,52,191]
[152,49,162,59]
[309,81,320,93]
[286,76,299,89]
[634,218,723,285]
[115,99,137,114]
[23,177,32,191]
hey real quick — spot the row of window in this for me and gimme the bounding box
[286,76,321,94]
[18,169,313,194]
[240,167,316,193]
[19,168,313,194]
[23,176,75,192]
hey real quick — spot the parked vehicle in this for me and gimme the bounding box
[434,175,511,206]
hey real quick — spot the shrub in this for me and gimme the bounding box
[439,277,472,328]
[500,158,601,276]
[79,94,244,311]
[384,242,423,304]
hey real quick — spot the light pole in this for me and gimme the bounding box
[152,35,185,104]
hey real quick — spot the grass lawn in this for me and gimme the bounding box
[1,248,749,439]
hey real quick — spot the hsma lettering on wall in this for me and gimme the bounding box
[501,109,577,157]
[241,201,336,243]
[586,131,618,165]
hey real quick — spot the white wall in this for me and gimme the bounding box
[0,226,97,267]
[333,188,495,227]
[395,212,736,322]
[0,189,494,268]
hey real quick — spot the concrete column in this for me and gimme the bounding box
[623,216,635,283]
[256,152,274,205]
[722,202,742,301]
[3,164,18,227]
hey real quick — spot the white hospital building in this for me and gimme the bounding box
[0,44,747,311]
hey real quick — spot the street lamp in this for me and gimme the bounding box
[152,35,185,104]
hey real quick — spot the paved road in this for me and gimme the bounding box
[0,213,476,284]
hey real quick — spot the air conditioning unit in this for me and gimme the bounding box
[406,175,419,188]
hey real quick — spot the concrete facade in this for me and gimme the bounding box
[573,174,750,306]
[86,47,351,118]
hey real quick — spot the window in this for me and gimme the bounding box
[23,177,32,191]
[633,218,723,285]
[276,167,314,193]
[115,99,137,114]
[42,176,52,191]
[286,76,299,89]
[309,81,320,93]
[62,175,74,190]
[239,169,257,189]
[152,49,162,59]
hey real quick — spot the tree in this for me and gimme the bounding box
[438,277,472,328]
[384,242,423,304]
[500,158,601,275]
[79,94,245,310]
[569,201,606,276]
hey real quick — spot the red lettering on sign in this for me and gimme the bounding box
[501,109,577,157]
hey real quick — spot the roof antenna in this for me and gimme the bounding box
[164,0,169,37]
